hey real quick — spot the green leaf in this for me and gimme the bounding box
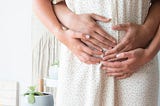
[29,86,36,91]
[24,93,29,96]
[34,92,44,96]
[52,60,59,66]
[28,94,35,104]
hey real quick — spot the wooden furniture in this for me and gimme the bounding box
[0,81,19,106]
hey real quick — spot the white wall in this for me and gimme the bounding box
[0,0,32,105]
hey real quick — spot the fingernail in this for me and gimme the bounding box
[105,51,108,55]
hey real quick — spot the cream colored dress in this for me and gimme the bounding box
[53,0,159,106]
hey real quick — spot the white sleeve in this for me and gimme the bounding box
[52,0,64,4]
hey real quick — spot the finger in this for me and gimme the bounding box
[81,44,103,56]
[107,58,127,62]
[106,72,124,77]
[69,31,85,39]
[105,41,127,55]
[101,61,123,68]
[112,24,128,31]
[95,25,117,44]
[118,45,131,53]
[88,37,111,49]
[102,67,123,73]
[116,73,132,80]
[79,52,101,64]
[103,53,117,61]
[116,51,134,59]
[91,13,111,22]
[81,39,103,52]
[90,32,115,48]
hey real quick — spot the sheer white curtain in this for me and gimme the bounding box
[32,14,60,91]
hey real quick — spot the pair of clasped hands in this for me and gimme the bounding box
[61,13,151,79]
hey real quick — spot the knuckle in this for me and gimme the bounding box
[116,63,121,67]
[131,52,136,57]
[114,48,119,53]
[89,23,97,29]
[85,28,93,35]
[85,56,90,61]
[89,51,94,55]
[77,45,82,50]
[124,64,129,70]
[101,38,106,42]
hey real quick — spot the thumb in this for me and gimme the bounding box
[116,51,134,59]
[91,13,111,22]
[112,24,128,31]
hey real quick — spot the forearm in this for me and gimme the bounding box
[146,25,160,60]
[32,0,64,40]
[143,1,160,41]
[54,2,78,30]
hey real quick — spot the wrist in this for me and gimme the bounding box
[65,13,79,29]
[143,48,154,62]
[142,19,159,40]
[142,24,153,38]
[52,28,65,42]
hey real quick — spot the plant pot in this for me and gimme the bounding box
[23,93,54,106]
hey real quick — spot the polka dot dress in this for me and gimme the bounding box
[53,0,159,106]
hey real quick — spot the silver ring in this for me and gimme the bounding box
[85,34,90,39]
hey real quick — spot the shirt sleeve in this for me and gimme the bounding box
[52,0,64,4]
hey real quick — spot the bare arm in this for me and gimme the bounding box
[104,0,160,56]
[146,26,160,60]
[101,24,160,79]
[143,0,160,42]
[32,0,63,40]
[54,2,117,50]
[32,0,103,64]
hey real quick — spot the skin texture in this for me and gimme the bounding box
[33,0,160,79]
[32,0,106,64]
[101,1,160,79]
[102,25,160,79]
[54,1,160,79]
[105,1,160,56]
[54,3,117,50]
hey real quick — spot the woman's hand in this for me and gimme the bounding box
[101,48,151,79]
[58,29,103,64]
[72,13,116,49]
[54,3,117,50]
[103,23,153,60]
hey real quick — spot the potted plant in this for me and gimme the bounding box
[23,86,54,106]
[48,60,59,80]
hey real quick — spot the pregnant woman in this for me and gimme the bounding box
[33,0,160,106]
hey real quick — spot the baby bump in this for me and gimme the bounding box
[66,0,151,40]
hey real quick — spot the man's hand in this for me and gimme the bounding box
[101,48,150,79]
[103,23,152,60]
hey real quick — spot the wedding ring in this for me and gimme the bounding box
[85,34,90,39]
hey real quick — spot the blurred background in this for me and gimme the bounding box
[0,0,159,105]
